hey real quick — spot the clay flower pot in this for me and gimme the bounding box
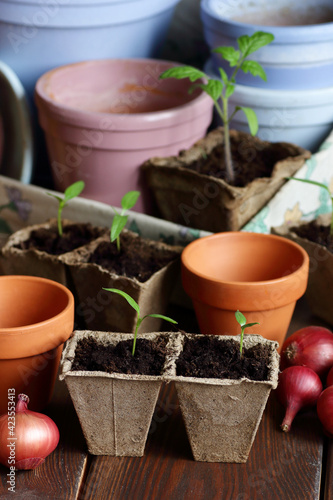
[142,127,310,231]
[0,275,74,414]
[172,333,279,462]
[181,232,309,349]
[35,58,214,213]
[272,213,333,325]
[60,330,179,456]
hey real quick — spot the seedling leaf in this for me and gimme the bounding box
[121,190,140,210]
[237,106,258,136]
[160,66,205,82]
[241,60,267,81]
[103,288,140,314]
[64,180,85,202]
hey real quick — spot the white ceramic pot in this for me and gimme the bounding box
[201,0,333,90]
[205,59,333,152]
[0,0,181,103]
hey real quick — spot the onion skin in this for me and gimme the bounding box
[276,366,323,432]
[280,326,333,379]
[0,394,60,470]
[317,386,333,437]
[327,366,333,387]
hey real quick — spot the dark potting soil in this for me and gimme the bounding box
[88,231,180,282]
[291,220,333,252]
[176,336,272,381]
[15,223,104,255]
[71,335,168,376]
[183,137,293,187]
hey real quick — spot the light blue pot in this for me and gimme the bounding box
[201,0,333,90]
[0,0,180,102]
[205,58,333,152]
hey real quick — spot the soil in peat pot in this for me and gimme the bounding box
[72,335,169,376]
[15,223,105,255]
[88,231,180,282]
[291,220,333,252]
[183,136,297,187]
[176,336,272,381]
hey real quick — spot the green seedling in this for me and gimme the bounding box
[103,288,177,356]
[286,177,333,236]
[46,180,85,236]
[110,191,140,251]
[235,310,259,357]
[159,31,274,184]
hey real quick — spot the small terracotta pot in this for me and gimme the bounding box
[0,275,74,414]
[181,232,309,350]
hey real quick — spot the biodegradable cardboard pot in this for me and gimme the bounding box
[172,333,280,462]
[141,127,311,232]
[0,275,74,414]
[60,330,180,456]
[0,219,106,286]
[272,213,333,325]
[181,232,309,349]
[62,229,182,333]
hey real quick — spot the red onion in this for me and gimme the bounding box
[276,366,323,432]
[281,326,333,378]
[0,394,60,470]
[326,366,333,387]
[317,386,333,437]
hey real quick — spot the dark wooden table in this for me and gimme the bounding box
[0,297,332,500]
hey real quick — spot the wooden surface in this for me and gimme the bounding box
[0,297,332,500]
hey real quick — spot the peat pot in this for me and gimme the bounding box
[0,275,74,414]
[35,58,214,213]
[181,232,309,350]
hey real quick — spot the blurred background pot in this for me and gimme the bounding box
[201,0,333,90]
[181,232,309,350]
[0,275,74,413]
[35,58,214,213]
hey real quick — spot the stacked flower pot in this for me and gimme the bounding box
[200,0,333,152]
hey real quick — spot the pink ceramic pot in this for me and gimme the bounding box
[35,59,214,213]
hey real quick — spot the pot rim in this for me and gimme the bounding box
[201,0,333,41]
[34,58,213,131]
[0,275,74,337]
[181,231,309,287]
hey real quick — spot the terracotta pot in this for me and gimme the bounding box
[272,213,333,325]
[35,58,214,213]
[181,232,309,350]
[0,275,74,414]
[141,127,310,231]
[60,330,180,456]
[173,333,279,462]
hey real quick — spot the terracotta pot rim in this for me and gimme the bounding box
[181,231,309,287]
[0,275,74,336]
[35,58,213,130]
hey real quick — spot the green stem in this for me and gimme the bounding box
[57,208,63,237]
[221,97,234,184]
[240,326,245,358]
[132,318,142,356]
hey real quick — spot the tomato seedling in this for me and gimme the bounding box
[235,310,259,357]
[46,180,85,236]
[110,190,140,251]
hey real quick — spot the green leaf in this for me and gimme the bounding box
[110,214,128,242]
[218,67,228,84]
[159,66,205,83]
[238,106,258,136]
[199,79,223,102]
[241,60,267,81]
[238,31,274,56]
[103,288,140,315]
[46,192,62,203]
[64,180,85,202]
[121,190,140,211]
[148,314,178,324]
[286,177,330,193]
[235,310,246,327]
[213,46,240,67]
[244,322,260,329]
[225,82,235,98]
